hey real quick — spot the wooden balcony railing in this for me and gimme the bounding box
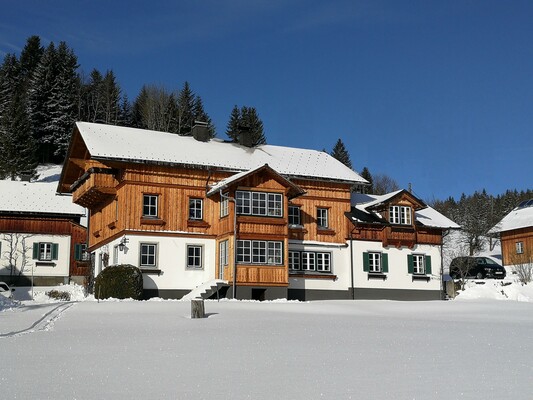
[72,170,117,208]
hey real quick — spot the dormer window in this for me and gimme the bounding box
[389,205,412,225]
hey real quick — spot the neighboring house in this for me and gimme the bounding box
[58,122,457,300]
[489,199,533,269]
[346,191,460,300]
[0,180,87,286]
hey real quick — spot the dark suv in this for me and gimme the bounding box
[450,257,506,280]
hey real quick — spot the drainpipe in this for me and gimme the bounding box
[220,190,238,299]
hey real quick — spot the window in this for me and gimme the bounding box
[302,252,316,271]
[412,254,425,274]
[237,240,283,265]
[363,252,389,273]
[316,253,331,272]
[187,245,203,269]
[236,190,283,217]
[389,206,412,225]
[143,195,158,218]
[33,242,58,261]
[74,243,88,261]
[516,241,524,254]
[288,206,301,225]
[219,240,228,267]
[289,251,301,270]
[189,198,203,220]
[408,254,432,275]
[140,243,157,267]
[113,245,119,265]
[317,208,328,228]
[220,193,229,217]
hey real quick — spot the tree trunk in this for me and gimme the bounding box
[191,298,205,319]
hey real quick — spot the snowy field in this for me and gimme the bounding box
[1,285,533,400]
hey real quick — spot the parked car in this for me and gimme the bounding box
[450,257,506,280]
[0,282,15,299]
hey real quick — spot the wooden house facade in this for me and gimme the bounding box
[58,122,457,300]
[490,200,533,270]
[0,180,87,286]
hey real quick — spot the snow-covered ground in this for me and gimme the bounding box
[1,283,532,400]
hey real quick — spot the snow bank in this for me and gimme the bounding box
[455,280,533,302]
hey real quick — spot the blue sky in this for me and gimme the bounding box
[1,0,532,201]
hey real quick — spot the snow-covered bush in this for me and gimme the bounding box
[46,289,71,301]
[94,264,143,300]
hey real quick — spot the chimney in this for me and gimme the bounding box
[238,125,253,148]
[192,121,210,142]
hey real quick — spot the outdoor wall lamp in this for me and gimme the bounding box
[118,236,129,251]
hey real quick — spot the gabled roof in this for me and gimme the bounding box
[207,164,306,199]
[69,122,367,184]
[489,201,533,233]
[349,190,460,229]
[0,180,85,217]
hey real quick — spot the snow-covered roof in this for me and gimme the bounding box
[75,122,367,184]
[350,191,460,229]
[0,180,85,216]
[490,203,533,233]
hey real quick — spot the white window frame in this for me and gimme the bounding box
[113,245,119,265]
[189,198,203,220]
[302,252,316,271]
[317,208,329,228]
[412,254,425,275]
[516,241,524,254]
[237,240,283,265]
[39,242,53,261]
[316,253,331,272]
[219,240,229,267]
[369,252,381,273]
[288,206,301,225]
[187,245,203,269]
[140,243,157,268]
[220,193,229,217]
[236,190,283,217]
[289,251,301,270]
[390,205,412,225]
[143,194,158,218]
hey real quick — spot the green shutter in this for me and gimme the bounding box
[407,254,414,274]
[51,243,59,260]
[75,244,82,261]
[382,253,389,273]
[425,255,432,274]
[363,252,369,272]
[33,243,39,259]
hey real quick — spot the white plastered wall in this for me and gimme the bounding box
[0,234,71,278]
[93,235,216,291]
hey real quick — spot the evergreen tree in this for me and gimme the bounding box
[118,94,134,127]
[331,138,352,169]
[0,54,20,118]
[19,36,44,84]
[192,96,215,137]
[177,81,195,135]
[226,105,241,141]
[360,167,374,193]
[0,90,37,179]
[132,85,148,128]
[225,105,266,146]
[101,70,121,124]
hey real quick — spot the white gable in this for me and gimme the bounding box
[0,180,85,216]
[76,122,367,184]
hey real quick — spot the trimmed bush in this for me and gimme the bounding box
[94,264,143,300]
[46,290,71,301]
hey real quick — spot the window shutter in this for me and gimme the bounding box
[75,244,82,261]
[33,243,39,259]
[363,252,369,272]
[382,253,389,273]
[425,255,432,274]
[407,254,414,274]
[51,243,59,260]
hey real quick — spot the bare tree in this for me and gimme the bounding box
[372,174,400,195]
[509,248,533,285]
[1,233,33,279]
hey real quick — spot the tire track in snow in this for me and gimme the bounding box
[0,302,75,338]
